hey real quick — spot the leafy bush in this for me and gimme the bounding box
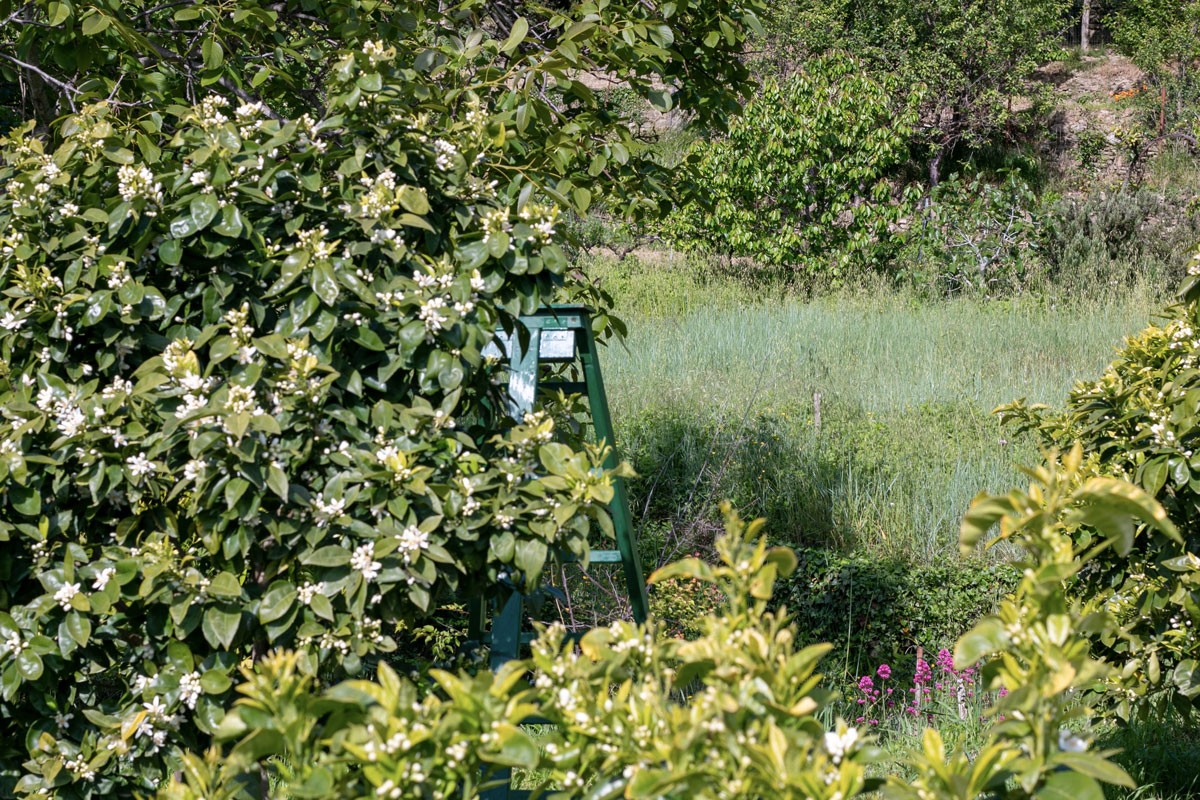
[898,171,1044,296]
[0,1,765,794]
[162,471,1169,800]
[998,278,1200,718]
[664,53,921,281]
[777,550,1019,681]
[757,0,1069,185]
[1112,0,1200,133]
[1040,188,1200,294]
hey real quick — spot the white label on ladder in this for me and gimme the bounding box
[539,330,575,360]
[483,330,575,361]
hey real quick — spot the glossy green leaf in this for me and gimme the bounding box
[202,605,241,650]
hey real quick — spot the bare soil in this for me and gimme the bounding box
[1035,54,1148,189]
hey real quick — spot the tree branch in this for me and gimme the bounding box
[0,51,78,112]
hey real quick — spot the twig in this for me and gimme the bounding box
[1,3,34,28]
[0,51,78,112]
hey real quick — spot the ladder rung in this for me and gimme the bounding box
[516,716,554,727]
[561,549,623,564]
[542,381,587,394]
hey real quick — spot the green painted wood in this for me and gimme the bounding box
[576,315,648,624]
[474,305,647,800]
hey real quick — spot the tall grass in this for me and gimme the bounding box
[590,255,1161,563]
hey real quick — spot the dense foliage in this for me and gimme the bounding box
[162,475,1169,800]
[1112,0,1200,133]
[759,0,1069,184]
[779,549,1019,680]
[0,1,765,794]
[998,269,1200,717]
[899,171,1044,294]
[665,54,920,277]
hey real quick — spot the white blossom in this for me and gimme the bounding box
[179,671,203,710]
[419,296,448,333]
[351,542,383,582]
[823,726,858,765]
[313,495,346,527]
[183,459,206,482]
[126,454,156,477]
[92,567,116,591]
[397,525,429,563]
[1058,729,1088,753]
[143,696,168,718]
[4,633,26,656]
[54,582,81,610]
[297,581,325,605]
[117,163,163,204]
[362,39,395,64]
[433,139,459,171]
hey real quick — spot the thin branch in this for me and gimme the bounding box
[0,51,78,112]
[137,0,196,19]
[216,75,283,120]
[1,3,35,28]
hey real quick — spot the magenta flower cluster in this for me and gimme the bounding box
[905,648,978,719]
[850,648,993,731]
[852,663,896,725]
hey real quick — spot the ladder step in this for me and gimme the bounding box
[542,380,588,394]
[560,549,623,564]
[516,717,554,727]
[517,629,585,646]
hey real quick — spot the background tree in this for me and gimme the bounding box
[664,54,920,278]
[761,0,1070,185]
[1112,0,1200,134]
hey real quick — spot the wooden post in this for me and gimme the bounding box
[1081,0,1091,53]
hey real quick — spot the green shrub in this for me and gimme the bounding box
[776,549,1019,681]
[1039,188,1200,295]
[998,275,1200,718]
[898,171,1045,296]
[162,476,1168,800]
[664,53,921,281]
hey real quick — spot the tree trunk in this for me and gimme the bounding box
[928,148,943,187]
[1080,0,1091,53]
[20,46,59,136]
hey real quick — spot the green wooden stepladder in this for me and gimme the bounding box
[469,305,648,800]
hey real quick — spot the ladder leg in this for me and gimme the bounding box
[466,596,486,652]
[507,327,541,420]
[490,590,524,669]
[577,319,649,624]
[480,591,524,800]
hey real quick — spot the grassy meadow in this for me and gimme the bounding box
[591,253,1163,567]
[565,253,1200,799]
